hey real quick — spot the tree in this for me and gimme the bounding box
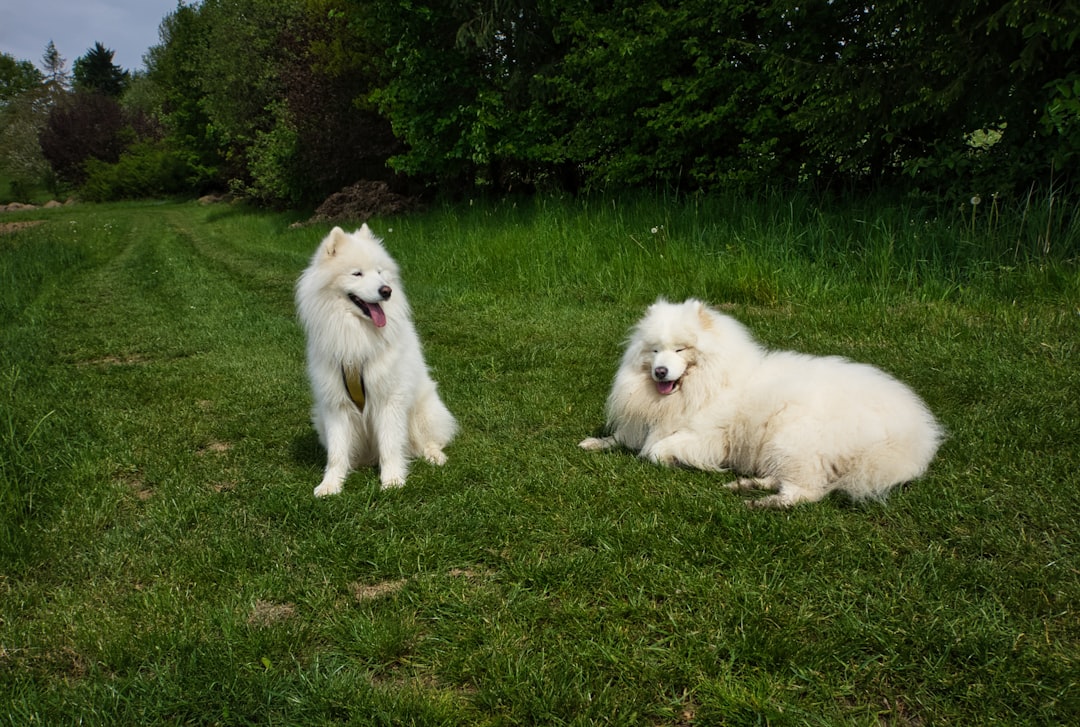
[73,42,129,97]
[41,41,70,95]
[772,1,1078,197]
[0,55,51,198]
[130,0,1080,201]
[366,0,796,191]
[144,2,221,178]
[248,2,399,205]
[538,0,796,190]
[145,0,398,205]
[367,0,564,189]
[39,92,127,184]
[0,53,43,108]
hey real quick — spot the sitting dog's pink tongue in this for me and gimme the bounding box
[367,303,387,328]
[656,380,676,395]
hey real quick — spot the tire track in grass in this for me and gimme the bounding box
[155,206,311,415]
[36,206,306,506]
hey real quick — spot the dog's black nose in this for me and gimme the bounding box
[379,285,392,300]
[654,366,668,380]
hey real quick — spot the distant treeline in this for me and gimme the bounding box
[2,1,1078,206]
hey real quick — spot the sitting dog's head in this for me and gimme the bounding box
[317,225,401,329]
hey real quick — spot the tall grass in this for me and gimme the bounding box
[0,193,1077,724]
[0,368,57,563]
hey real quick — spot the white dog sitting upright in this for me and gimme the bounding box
[296,225,457,496]
[580,299,942,508]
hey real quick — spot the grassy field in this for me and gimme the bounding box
[1,193,1078,725]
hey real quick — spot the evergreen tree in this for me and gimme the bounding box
[41,40,70,93]
[73,42,129,97]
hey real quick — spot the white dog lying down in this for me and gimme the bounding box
[296,225,457,496]
[580,299,942,508]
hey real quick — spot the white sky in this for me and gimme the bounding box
[0,0,183,73]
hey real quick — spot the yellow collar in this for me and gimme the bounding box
[341,365,365,410]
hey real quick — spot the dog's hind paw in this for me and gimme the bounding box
[724,477,756,492]
[746,494,795,509]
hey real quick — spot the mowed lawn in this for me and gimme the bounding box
[1,196,1078,725]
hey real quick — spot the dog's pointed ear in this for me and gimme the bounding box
[356,223,383,245]
[324,226,348,257]
[695,300,714,329]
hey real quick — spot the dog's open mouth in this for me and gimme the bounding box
[656,379,680,395]
[348,294,386,328]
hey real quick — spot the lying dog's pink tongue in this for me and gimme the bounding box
[367,303,387,328]
[656,380,677,395]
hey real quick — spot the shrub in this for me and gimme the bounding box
[80,141,215,201]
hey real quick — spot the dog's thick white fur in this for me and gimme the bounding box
[580,299,942,508]
[296,225,457,496]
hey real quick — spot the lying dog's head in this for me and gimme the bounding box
[649,345,695,395]
[631,299,711,396]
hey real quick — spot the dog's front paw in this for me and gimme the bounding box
[423,445,448,466]
[379,466,407,489]
[579,436,615,451]
[314,480,343,497]
[642,442,680,467]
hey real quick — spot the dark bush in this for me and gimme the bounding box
[39,92,128,185]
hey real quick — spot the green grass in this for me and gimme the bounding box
[1,193,1078,725]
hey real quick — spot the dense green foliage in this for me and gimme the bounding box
[364,0,1080,199]
[0,54,42,106]
[2,2,1079,205]
[0,197,1077,723]
[79,141,214,202]
[142,0,395,206]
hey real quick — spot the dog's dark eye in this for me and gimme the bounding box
[352,271,363,277]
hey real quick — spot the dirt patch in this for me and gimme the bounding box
[351,578,409,603]
[74,354,150,367]
[296,180,421,227]
[128,478,153,501]
[114,466,153,501]
[196,441,232,456]
[0,220,46,235]
[247,600,296,627]
[448,567,494,579]
[198,194,231,205]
